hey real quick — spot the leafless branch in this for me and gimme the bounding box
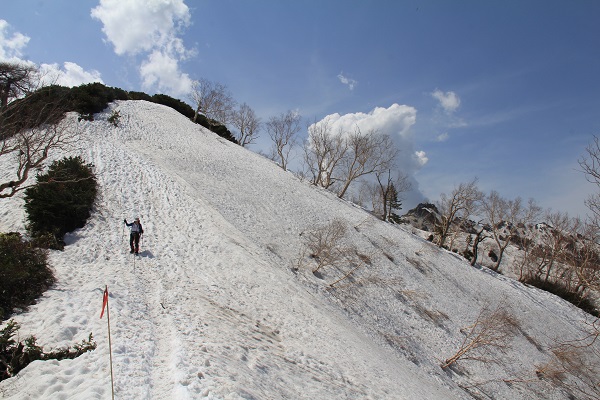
[1,94,78,198]
[266,110,301,171]
[442,304,519,369]
[231,102,261,147]
[189,78,237,125]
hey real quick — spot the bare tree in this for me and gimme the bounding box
[566,218,600,296]
[468,222,490,267]
[535,318,600,399]
[455,186,486,255]
[0,62,38,110]
[303,117,347,189]
[435,179,481,249]
[514,222,539,281]
[575,135,600,293]
[579,135,600,224]
[337,128,397,199]
[1,99,78,198]
[303,123,400,201]
[482,193,540,271]
[189,78,236,125]
[231,102,261,147]
[301,219,349,274]
[442,304,519,369]
[374,169,411,222]
[297,218,371,287]
[266,110,301,171]
[531,211,573,284]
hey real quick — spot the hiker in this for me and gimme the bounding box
[124,217,144,254]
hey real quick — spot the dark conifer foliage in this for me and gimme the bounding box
[8,82,238,142]
[0,320,96,381]
[24,156,97,249]
[0,233,54,320]
[69,82,128,120]
[387,183,403,224]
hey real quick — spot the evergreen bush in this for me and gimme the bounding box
[108,110,121,127]
[522,276,599,317]
[0,85,70,138]
[127,91,153,101]
[151,93,195,119]
[195,113,237,143]
[70,82,128,119]
[4,83,239,143]
[0,233,54,320]
[0,320,96,381]
[150,93,238,143]
[24,156,97,249]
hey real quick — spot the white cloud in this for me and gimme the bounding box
[337,73,357,90]
[0,20,102,88]
[140,50,192,96]
[0,19,30,61]
[436,132,449,142]
[319,103,417,141]
[91,0,194,95]
[414,150,428,166]
[91,0,191,56]
[431,89,460,114]
[39,62,103,87]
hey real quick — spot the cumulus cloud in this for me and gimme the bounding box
[40,62,103,87]
[414,150,428,166]
[431,89,460,114]
[140,50,192,95]
[1,20,102,88]
[91,0,193,96]
[91,0,191,56]
[337,73,357,90]
[0,19,30,61]
[319,103,417,140]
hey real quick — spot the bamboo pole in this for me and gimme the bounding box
[101,285,115,400]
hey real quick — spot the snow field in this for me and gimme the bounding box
[0,100,596,399]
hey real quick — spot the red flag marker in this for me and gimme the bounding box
[100,286,108,318]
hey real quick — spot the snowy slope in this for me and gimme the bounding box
[0,101,596,399]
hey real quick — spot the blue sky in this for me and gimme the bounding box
[1,0,599,217]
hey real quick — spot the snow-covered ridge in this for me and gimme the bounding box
[0,100,595,399]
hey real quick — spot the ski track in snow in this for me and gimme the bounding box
[0,100,596,400]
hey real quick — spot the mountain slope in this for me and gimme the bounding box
[0,100,596,399]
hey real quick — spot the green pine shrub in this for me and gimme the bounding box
[3,83,238,143]
[0,232,54,320]
[0,320,96,382]
[521,276,599,317]
[127,91,153,101]
[69,82,128,120]
[0,85,70,139]
[108,110,121,127]
[150,93,238,143]
[151,93,195,119]
[24,156,97,249]
[195,113,238,143]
